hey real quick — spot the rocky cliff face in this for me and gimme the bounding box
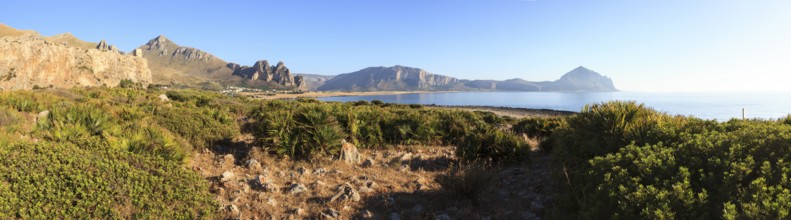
[227,60,303,88]
[318,65,461,91]
[0,34,151,90]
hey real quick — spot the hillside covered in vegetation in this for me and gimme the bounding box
[0,87,790,219]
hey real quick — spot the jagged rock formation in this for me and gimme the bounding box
[0,33,151,90]
[227,61,302,88]
[464,66,616,92]
[318,65,462,91]
[137,35,303,89]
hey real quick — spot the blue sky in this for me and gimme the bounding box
[2,0,790,91]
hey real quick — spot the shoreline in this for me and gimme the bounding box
[428,105,575,118]
[246,90,454,100]
[243,90,574,118]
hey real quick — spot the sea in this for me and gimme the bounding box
[317,91,791,121]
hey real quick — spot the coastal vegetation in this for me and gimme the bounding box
[547,101,791,219]
[1,87,790,218]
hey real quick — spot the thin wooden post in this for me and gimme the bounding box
[742,108,745,120]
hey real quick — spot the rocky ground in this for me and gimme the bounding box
[191,141,554,220]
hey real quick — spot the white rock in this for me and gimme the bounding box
[220,171,235,182]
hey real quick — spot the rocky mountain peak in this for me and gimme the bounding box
[142,35,181,53]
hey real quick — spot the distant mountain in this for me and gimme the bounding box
[464,66,616,92]
[0,24,150,90]
[551,66,617,91]
[136,36,303,89]
[298,74,335,90]
[317,65,463,91]
[319,65,616,92]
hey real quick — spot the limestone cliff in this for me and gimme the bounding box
[227,61,303,88]
[0,34,151,90]
[318,65,462,91]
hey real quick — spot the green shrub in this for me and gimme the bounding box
[0,142,216,219]
[261,105,345,158]
[154,107,238,149]
[457,129,529,163]
[371,100,384,106]
[513,117,565,139]
[550,101,791,219]
[38,104,115,142]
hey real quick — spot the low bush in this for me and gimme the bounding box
[550,101,791,219]
[154,107,238,149]
[0,142,216,219]
[457,129,530,163]
[437,164,497,204]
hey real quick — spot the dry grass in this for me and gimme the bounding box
[190,144,555,219]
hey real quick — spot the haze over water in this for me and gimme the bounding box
[318,91,791,121]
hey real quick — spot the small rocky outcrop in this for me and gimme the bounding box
[96,39,108,50]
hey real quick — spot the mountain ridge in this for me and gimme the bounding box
[317,65,617,92]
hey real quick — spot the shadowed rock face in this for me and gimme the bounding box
[318,65,462,91]
[0,34,151,90]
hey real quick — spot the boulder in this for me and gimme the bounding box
[227,204,240,216]
[245,159,261,170]
[321,208,341,219]
[361,158,375,168]
[158,94,169,102]
[340,139,362,164]
[220,171,235,182]
[288,183,308,195]
[330,183,361,203]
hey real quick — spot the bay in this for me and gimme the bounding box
[317,91,791,121]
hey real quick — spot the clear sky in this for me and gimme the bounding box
[2,0,790,91]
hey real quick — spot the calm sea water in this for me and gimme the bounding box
[317,91,791,121]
